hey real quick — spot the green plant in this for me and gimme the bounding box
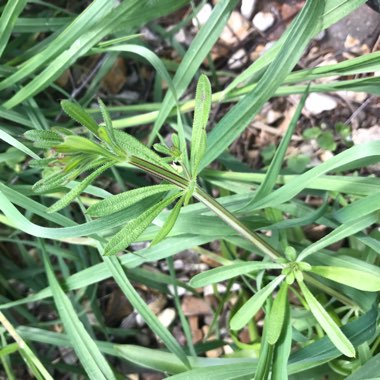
[1,0,380,379]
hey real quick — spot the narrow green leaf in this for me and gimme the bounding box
[32,171,75,194]
[297,279,355,358]
[252,86,309,203]
[151,194,185,245]
[230,275,285,331]
[0,0,28,58]
[148,0,238,144]
[191,74,212,177]
[97,98,117,145]
[0,129,40,160]
[97,44,178,102]
[246,141,380,212]
[272,301,292,380]
[104,193,181,256]
[310,266,380,292]
[201,0,324,169]
[61,100,99,134]
[267,282,289,345]
[346,352,380,380]
[190,262,283,288]
[223,0,366,95]
[298,213,379,261]
[41,244,116,379]
[48,162,115,213]
[87,184,178,217]
[0,0,110,91]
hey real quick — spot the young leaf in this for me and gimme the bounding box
[151,194,184,245]
[113,130,175,172]
[87,184,179,217]
[33,170,74,194]
[55,135,112,157]
[297,279,356,358]
[61,100,99,135]
[230,275,285,331]
[97,98,121,150]
[41,245,116,380]
[24,130,63,149]
[191,74,211,177]
[190,262,283,288]
[47,161,115,213]
[267,282,289,345]
[104,193,181,256]
[310,266,380,292]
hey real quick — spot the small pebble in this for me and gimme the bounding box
[157,308,176,328]
[240,0,257,19]
[192,3,212,27]
[305,93,337,115]
[228,48,247,70]
[252,11,275,32]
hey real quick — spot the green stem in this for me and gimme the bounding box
[193,186,279,260]
[128,156,280,260]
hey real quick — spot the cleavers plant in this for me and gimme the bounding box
[1,0,380,379]
[25,74,379,367]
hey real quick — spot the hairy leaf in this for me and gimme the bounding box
[191,74,211,177]
[61,100,99,135]
[87,184,179,217]
[104,193,181,256]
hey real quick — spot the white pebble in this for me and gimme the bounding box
[157,308,176,328]
[228,48,247,69]
[192,3,212,27]
[241,0,257,19]
[252,12,275,32]
[305,93,337,115]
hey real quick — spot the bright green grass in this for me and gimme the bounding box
[0,0,379,379]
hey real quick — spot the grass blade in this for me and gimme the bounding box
[0,0,28,58]
[0,129,40,160]
[201,0,324,169]
[251,85,309,203]
[246,141,380,211]
[41,243,116,379]
[190,262,283,288]
[148,0,238,144]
